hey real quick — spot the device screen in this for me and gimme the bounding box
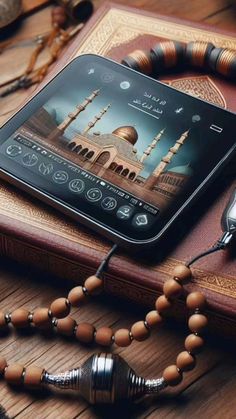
[0,55,236,242]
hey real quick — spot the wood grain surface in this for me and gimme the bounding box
[0,1,236,418]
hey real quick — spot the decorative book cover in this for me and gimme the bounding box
[0,3,236,337]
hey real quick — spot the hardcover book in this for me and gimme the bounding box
[0,3,236,337]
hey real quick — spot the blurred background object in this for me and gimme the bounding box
[0,0,22,29]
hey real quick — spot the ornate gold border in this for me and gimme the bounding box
[72,8,236,57]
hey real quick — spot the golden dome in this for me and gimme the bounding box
[112,126,138,145]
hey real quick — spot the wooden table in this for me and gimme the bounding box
[0,1,236,418]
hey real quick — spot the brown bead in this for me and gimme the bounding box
[114,329,132,347]
[0,356,7,374]
[145,310,163,328]
[84,275,103,296]
[0,312,7,329]
[56,317,76,336]
[68,286,87,306]
[163,279,182,299]
[24,366,44,387]
[188,314,208,333]
[186,292,206,311]
[155,295,172,314]
[11,308,30,328]
[50,298,70,319]
[5,364,24,385]
[75,322,95,344]
[173,264,192,282]
[32,308,52,329]
[176,351,196,372]
[163,365,182,386]
[95,327,113,346]
[51,6,67,27]
[185,333,204,354]
[131,321,150,342]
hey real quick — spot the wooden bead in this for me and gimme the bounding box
[131,321,150,342]
[75,322,95,344]
[176,351,196,372]
[24,366,44,387]
[68,286,87,306]
[0,356,7,374]
[5,364,24,385]
[186,41,215,68]
[163,279,182,299]
[188,314,208,333]
[50,298,70,319]
[186,292,206,311]
[0,312,7,329]
[56,317,76,336]
[145,310,163,328]
[155,295,172,314]
[122,50,153,75]
[95,327,113,346]
[32,308,52,329]
[173,264,192,282]
[11,308,30,328]
[84,276,103,296]
[114,329,132,347]
[185,333,204,354]
[163,365,182,386]
[51,6,67,27]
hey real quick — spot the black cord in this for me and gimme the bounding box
[96,243,118,277]
[186,244,222,267]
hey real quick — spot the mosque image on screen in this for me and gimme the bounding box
[20,88,192,209]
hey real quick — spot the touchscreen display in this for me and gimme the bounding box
[0,55,235,242]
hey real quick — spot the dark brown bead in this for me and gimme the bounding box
[56,317,76,336]
[50,298,70,319]
[51,6,67,27]
[186,292,206,311]
[114,329,132,347]
[185,333,204,354]
[186,41,214,68]
[173,264,192,282]
[188,314,208,333]
[131,321,150,342]
[163,279,182,299]
[24,366,44,387]
[155,295,172,314]
[145,310,163,328]
[75,322,95,344]
[176,351,196,372]
[84,275,103,296]
[95,327,113,346]
[68,286,87,306]
[11,308,30,328]
[5,364,24,385]
[122,50,152,75]
[32,308,52,329]
[163,365,182,386]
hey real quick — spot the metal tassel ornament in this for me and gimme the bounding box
[43,353,166,404]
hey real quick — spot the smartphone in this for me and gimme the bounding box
[0,54,235,249]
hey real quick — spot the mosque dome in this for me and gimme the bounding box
[167,164,193,176]
[112,126,138,145]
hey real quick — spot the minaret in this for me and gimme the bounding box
[83,103,111,134]
[140,128,165,163]
[145,129,190,189]
[48,89,100,141]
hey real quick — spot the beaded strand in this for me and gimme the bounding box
[0,259,207,390]
[122,40,236,80]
